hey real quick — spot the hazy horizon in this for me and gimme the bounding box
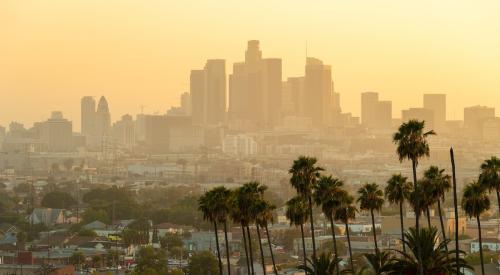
[2,0,500,128]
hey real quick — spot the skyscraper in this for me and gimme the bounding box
[41,111,73,152]
[423,94,446,131]
[190,69,206,125]
[464,105,495,138]
[361,92,392,129]
[204,59,226,125]
[228,40,282,130]
[81,96,96,136]
[94,96,111,141]
[304,57,333,127]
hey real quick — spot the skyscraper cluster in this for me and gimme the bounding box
[81,96,111,146]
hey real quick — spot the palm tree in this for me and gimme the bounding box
[298,252,342,275]
[289,156,324,263]
[479,157,500,218]
[385,174,412,253]
[211,186,233,275]
[253,199,278,275]
[334,192,356,272]
[198,189,224,275]
[393,119,435,275]
[357,183,384,253]
[286,196,310,268]
[360,251,395,275]
[422,166,451,252]
[231,182,267,275]
[314,175,344,273]
[462,181,490,275]
[390,227,471,275]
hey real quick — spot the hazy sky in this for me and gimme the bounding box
[1,0,499,129]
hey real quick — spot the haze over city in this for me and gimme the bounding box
[3,2,500,275]
[1,0,500,127]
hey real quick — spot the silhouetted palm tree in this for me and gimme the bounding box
[423,166,451,253]
[385,174,412,253]
[390,227,471,275]
[334,192,356,272]
[298,252,342,275]
[253,199,277,275]
[198,190,224,275]
[289,156,324,263]
[360,251,395,275]
[479,157,500,218]
[286,196,309,268]
[357,183,384,253]
[211,186,233,275]
[462,181,490,275]
[393,119,435,275]
[314,175,344,274]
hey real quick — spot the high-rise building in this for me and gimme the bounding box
[423,94,446,131]
[94,96,111,141]
[401,108,435,130]
[228,41,282,130]
[361,92,392,129]
[204,59,226,125]
[190,70,206,125]
[304,57,333,127]
[112,114,135,149]
[81,96,96,136]
[41,111,73,152]
[180,92,192,115]
[464,105,495,139]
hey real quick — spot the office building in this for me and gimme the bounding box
[222,134,258,156]
[41,111,73,152]
[204,59,226,125]
[94,96,111,140]
[190,70,206,125]
[464,105,495,139]
[81,96,96,136]
[112,114,135,149]
[423,94,446,131]
[304,57,333,127]
[361,92,392,129]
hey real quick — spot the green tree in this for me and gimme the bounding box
[81,208,110,224]
[357,183,384,253]
[462,181,490,275]
[422,165,451,252]
[385,174,412,253]
[134,246,168,274]
[187,251,219,275]
[313,175,344,275]
[289,156,324,264]
[286,196,309,268]
[41,191,76,209]
[479,157,500,219]
[334,192,356,272]
[160,232,183,249]
[393,119,435,275]
[69,251,86,268]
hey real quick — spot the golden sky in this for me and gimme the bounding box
[1,0,499,129]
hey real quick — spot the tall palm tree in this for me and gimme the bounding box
[314,175,344,274]
[334,192,356,272]
[211,186,233,275]
[289,156,324,263]
[234,182,267,275]
[357,183,384,253]
[199,190,224,275]
[462,181,490,275]
[298,252,342,275]
[393,119,435,275]
[253,199,278,275]
[479,157,500,218]
[385,174,412,253]
[423,166,451,252]
[286,196,310,268]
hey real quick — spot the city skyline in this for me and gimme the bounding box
[2,1,500,128]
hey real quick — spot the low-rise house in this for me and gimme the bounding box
[470,238,500,253]
[156,222,194,236]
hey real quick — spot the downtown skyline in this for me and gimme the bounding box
[2,1,500,128]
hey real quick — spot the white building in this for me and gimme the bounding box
[222,134,257,156]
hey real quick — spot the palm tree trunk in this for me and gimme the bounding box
[300,224,307,269]
[450,148,460,275]
[496,190,500,220]
[213,221,223,275]
[246,226,255,275]
[223,221,231,275]
[399,201,406,253]
[241,225,251,275]
[426,207,432,229]
[370,209,378,253]
[256,225,266,275]
[412,158,424,275]
[477,214,485,275]
[264,223,278,275]
[307,196,317,263]
[345,220,354,272]
[437,200,449,255]
[329,215,340,275]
